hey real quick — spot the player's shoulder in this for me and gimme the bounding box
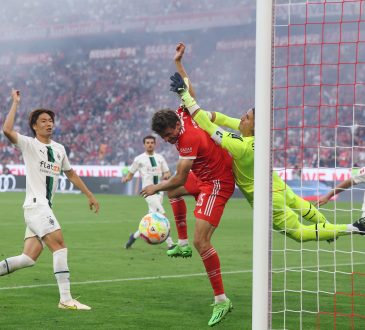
[50,139,66,151]
[134,153,145,161]
[17,133,33,142]
[155,153,168,162]
[14,133,33,149]
[49,140,68,158]
[50,138,62,146]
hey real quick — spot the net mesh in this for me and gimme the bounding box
[271,0,365,328]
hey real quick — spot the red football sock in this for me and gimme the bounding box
[200,247,224,296]
[169,197,188,239]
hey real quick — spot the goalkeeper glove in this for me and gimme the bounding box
[169,72,200,114]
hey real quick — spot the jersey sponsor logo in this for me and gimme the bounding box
[180,147,193,154]
[0,174,16,192]
[39,161,61,175]
[39,149,45,154]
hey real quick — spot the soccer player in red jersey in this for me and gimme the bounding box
[141,51,235,326]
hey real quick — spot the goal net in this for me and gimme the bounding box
[254,0,365,329]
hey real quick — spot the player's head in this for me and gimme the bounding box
[143,135,156,153]
[239,107,255,137]
[152,109,181,145]
[29,109,55,137]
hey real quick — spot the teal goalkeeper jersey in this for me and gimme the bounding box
[193,110,286,206]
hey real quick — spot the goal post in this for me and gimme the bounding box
[252,0,274,329]
[253,0,365,329]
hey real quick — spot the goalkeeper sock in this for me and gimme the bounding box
[290,223,349,242]
[317,223,348,240]
[0,254,35,276]
[169,197,188,239]
[200,247,224,296]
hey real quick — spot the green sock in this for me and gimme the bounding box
[286,223,348,242]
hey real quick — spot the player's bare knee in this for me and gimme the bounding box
[193,238,210,253]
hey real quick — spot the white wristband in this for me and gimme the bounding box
[187,103,200,115]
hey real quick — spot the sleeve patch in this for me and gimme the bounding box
[210,127,225,145]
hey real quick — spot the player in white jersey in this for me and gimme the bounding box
[0,89,100,310]
[318,168,365,217]
[122,135,174,248]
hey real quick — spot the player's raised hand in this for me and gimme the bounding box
[174,42,185,62]
[170,72,187,94]
[11,89,20,103]
[170,72,199,114]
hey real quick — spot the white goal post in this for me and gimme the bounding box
[252,0,274,328]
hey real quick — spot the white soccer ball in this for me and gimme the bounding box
[139,212,170,245]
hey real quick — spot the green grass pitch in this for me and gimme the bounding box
[0,192,364,329]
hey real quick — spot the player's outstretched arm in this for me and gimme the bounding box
[140,159,192,197]
[3,89,20,144]
[174,42,196,99]
[317,178,354,206]
[64,169,100,213]
[212,112,240,131]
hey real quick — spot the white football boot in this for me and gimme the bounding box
[58,299,91,310]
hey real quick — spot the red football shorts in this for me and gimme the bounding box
[184,171,234,227]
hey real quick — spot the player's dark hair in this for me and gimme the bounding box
[28,109,55,136]
[151,109,179,135]
[143,135,156,144]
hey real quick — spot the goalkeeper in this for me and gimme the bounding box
[169,71,365,241]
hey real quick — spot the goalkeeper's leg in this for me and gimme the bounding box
[286,187,327,224]
[274,203,353,242]
[286,222,349,242]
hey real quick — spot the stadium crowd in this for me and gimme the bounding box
[0,8,363,171]
[0,37,364,170]
[0,0,251,28]
[0,41,255,167]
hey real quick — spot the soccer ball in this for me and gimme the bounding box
[139,212,170,245]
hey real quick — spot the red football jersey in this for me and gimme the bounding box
[175,107,233,183]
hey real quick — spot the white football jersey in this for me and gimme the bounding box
[129,152,169,188]
[16,133,71,208]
